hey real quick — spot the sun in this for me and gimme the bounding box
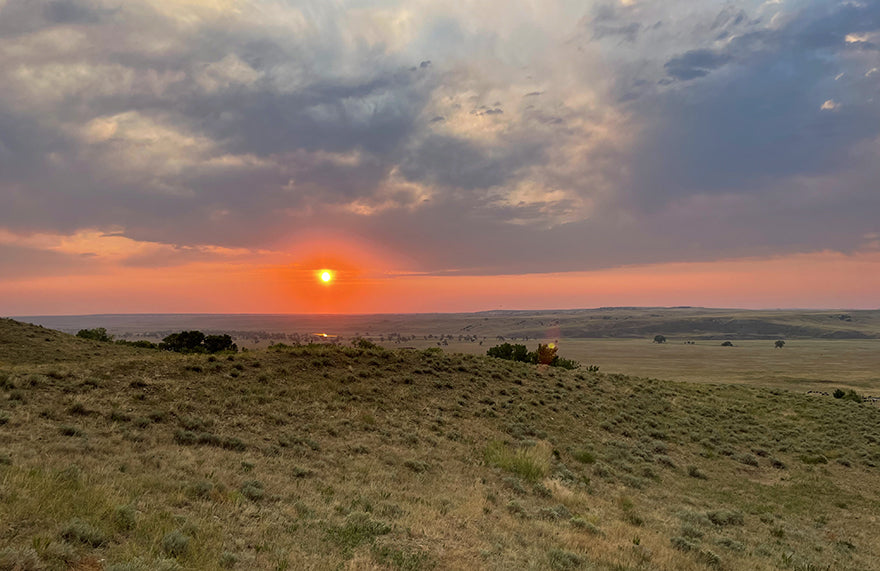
[320,270,333,283]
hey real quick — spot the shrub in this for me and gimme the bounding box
[715,537,746,552]
[707,510,744,526]
[325,512,390,554]
[572,449,596,464]
[670,536,697,552]
[160,331,206,353]
[76,328,113,342]
[687,465,708,479]
[240,480,265,501]
[485,440,551,482]
[698,549,722,568]
[547,549,584,570]
[721,341,734,347]
[161,530,189,557]
[219,552,238,569]
[60,518,107,547]
[653,335,667,344]
[535,343,558,365]
[59,425,84,437]
[203,334,237,353]
[0,547,44,571]
[113,505,137,532]
[116,339,158,349]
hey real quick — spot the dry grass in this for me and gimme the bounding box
[1,319,880,570]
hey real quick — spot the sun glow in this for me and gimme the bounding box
[320,270,333,283]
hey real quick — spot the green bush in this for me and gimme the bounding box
[161,530,189,557]
[160,331,238,354]
[60,518,107,547]
[76,328,113,342]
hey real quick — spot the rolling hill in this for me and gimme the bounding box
[1,320,879,570]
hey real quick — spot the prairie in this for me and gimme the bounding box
[400,338,880,395]
[2,318,880,570]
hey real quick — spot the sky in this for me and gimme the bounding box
[0,0,878,314]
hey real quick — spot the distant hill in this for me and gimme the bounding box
[15,307,880,341]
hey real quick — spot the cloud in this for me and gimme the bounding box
[0,0,878,284]
[664,49,731,81]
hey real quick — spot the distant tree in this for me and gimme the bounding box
[535,343,558,365]
[487,343,516,360]
[76,327,113,343]
[721,341,734,347]
[653,335,667,344]
[160,331,206,353]
[775,340,786,349]
[116,339,158,349]
[511,344,530,362]
[204,334,237,353]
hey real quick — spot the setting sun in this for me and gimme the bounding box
[320,270,333,283]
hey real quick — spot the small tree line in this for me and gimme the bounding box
[485,342,583,370]
[77,328,237,354]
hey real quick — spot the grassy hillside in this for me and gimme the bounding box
[2,323,880,570]
[0,318,144,366]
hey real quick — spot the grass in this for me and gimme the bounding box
[2,318,880,569]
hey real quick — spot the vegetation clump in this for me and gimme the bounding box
[486,342,582,369]
[485,440,552,482]
[159,331,237,354]
[76,327,114,342]
[833,388,864,402]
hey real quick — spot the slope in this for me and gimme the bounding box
[0,329,879,570]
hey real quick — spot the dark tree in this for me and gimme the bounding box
[775,339,785,349]
[204,334,237,353]
[721,341,734,347]
[487,343,515,360]
[76,327,113,342]
[653,335,667,344]
[160,331,206,353]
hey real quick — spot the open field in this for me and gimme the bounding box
[2,318,880,570]
[397,339,880,396]
[14,310,880,394]
[17,307,880,342]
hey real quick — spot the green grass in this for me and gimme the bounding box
[2,318,880,569]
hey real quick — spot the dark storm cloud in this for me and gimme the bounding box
[663,49,731,81]
[398,134,543,192]
[0,0,108,36]
[626,1,880,204]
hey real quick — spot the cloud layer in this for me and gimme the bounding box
[1,0,878,281]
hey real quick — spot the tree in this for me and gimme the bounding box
[653,335,667,344]
[535,343,558,365]
[76,327,113,342]
[775,340,785,349]
[721,341,734,347]
[160,331,206,353]
[204,334,237,353]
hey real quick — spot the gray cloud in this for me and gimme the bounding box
[663,49,731,81]
[0,0,878,278]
